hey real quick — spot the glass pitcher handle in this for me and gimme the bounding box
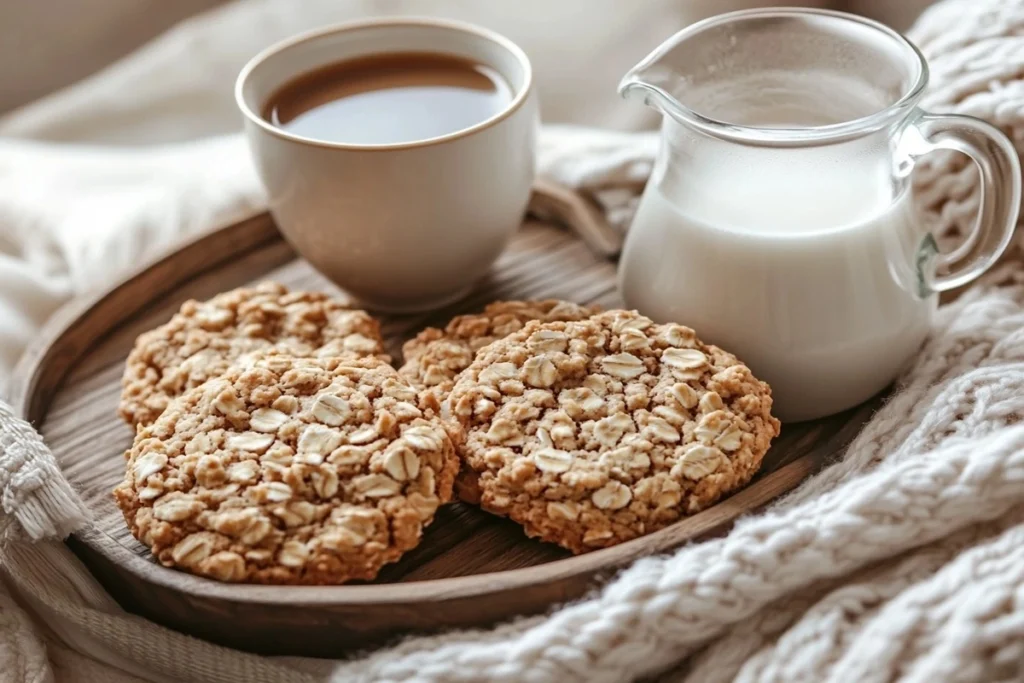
[903,113,1021,293]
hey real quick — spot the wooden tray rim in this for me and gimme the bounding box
[9,212,827,606]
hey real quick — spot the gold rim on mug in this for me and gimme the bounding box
[235,17,535,152]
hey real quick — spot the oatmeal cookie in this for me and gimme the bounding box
[399,299,599,404]
[448,310,780,554]
[119,282,386,427]
[114,354,458,584]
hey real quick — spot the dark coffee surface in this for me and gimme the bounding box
[264,52,512,145]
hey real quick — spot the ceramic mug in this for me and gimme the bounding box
[236,19,537,313]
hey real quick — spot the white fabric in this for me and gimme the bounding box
[2,0,1024,681]
[0,136,263,380]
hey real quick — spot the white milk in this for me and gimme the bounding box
[620,112,935,421]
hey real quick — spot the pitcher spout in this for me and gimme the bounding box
[618,73,680,116]
[618,29,692,121]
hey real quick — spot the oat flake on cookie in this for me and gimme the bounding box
[399,299,600,405]
[114,354,458,584]
[448,310,780,554]
[119,281,386,427]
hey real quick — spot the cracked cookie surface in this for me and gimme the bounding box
[114,355,458,584]
[399,300,599,405]
[119,282,386,427]
[448,310,780,554]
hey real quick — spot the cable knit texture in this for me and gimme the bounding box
[2,1,1024,682]
[0,401,90,543]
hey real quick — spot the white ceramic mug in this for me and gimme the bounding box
[236,19,537,313]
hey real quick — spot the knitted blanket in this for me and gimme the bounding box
[3,1,1024,681]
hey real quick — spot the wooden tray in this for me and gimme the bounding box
[9,212,876,657]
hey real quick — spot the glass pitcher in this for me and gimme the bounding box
[618,8,1020,422]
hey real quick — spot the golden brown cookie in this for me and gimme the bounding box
[448,310,780,554]
[119,282,386,427]
[399,299,600,405]
[114,354,458,584]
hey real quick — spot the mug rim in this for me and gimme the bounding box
[235,17,534,152]
[620,7,930,147]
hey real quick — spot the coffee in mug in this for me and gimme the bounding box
[263,52,513,145]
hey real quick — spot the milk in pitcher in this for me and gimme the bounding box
[619,8,1021,422]
[620,72,936,421]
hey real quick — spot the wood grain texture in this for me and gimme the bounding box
[9,213,878,656]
